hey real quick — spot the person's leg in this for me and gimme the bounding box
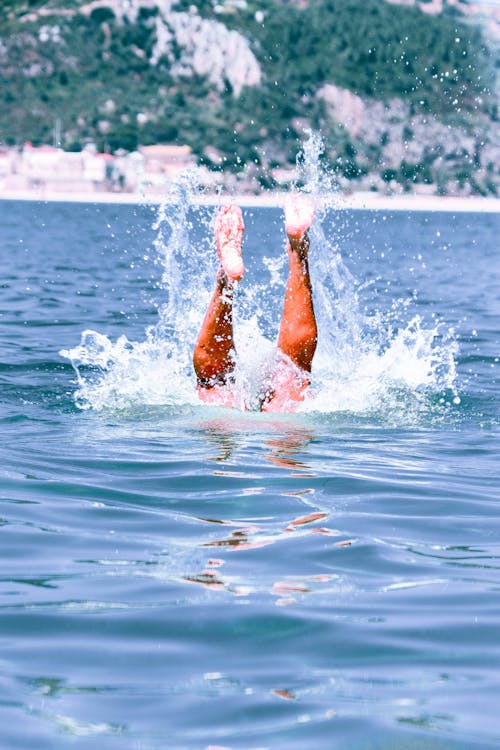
[193,205,244,406]
[193,268,236,384]
[262,195,317,411]
[277,195,317,372]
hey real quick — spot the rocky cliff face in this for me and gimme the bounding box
[149,6,261,96]
[317,83,499,195]
[79,0,261,96]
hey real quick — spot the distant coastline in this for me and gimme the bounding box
[1,188,499,213]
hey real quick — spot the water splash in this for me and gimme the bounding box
[152,169,216,361]
[61,136,459,422]
[60,329,198,412]
[61,170,212,412]
[296,129,337,197]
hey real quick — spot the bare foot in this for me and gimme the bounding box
[214,205,245,282]
[284,194,315,240]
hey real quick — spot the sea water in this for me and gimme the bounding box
[0,185,499,748]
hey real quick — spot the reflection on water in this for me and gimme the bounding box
[202,419,238,463]
[183,557,251,597]
[182,417,357,606]
[266,427,315,472]
[199,416,316,473]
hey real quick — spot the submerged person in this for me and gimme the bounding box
[193,195,318,412]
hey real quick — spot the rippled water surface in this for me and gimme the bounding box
[0,198,499,749]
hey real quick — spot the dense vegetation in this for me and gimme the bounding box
[262,1,489,108]
[0,0,496,191]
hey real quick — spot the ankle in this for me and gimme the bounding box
[217,266,234,290]
[287,236,309,262]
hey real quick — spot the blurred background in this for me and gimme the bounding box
[0,0,498,197]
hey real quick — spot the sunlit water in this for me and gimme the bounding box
[0,189,499,749]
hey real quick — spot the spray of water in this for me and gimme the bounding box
[61,135,459,422]
[61,169,213,411]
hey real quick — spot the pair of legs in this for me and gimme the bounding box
[193,195,318,411]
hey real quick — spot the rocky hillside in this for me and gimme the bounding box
[1,0,498,195]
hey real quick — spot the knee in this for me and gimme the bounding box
[193,343,235,382]
[289,323,317,372]
[296,321,318,352]
[193,344,212,381]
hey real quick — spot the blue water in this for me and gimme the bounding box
[0,197,499,750]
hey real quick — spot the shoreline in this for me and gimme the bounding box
[0,188,499,213]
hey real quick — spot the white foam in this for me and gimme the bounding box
[61,135,459,420]
[61,329,199,411]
